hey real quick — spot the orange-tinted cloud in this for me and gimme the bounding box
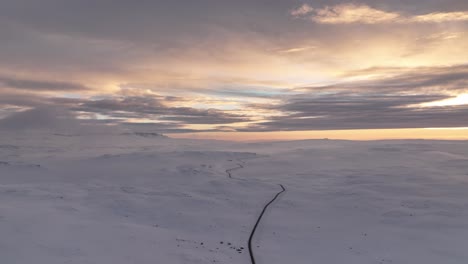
[292,3,468,24]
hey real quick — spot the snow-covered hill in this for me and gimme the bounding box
[1,132,468,263]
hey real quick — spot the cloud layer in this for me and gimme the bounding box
[0,1,467,135]
[291,3,468,24]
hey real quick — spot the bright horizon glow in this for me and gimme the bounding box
[168,128,468,141]
[422,94,468,107]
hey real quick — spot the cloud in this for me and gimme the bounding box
[0,86,254,132]
[0,76,91,91]
[70,96,251,125]
[290,4,314,17]
[304,65,468,94]
[292,3,468,24]
[277,46,316,53]
[236,64,468,132]
[241,94,468,131]
[121,122,214,134]
[412,11,468,23]
[1,64,466,133]
[0,1,467,135]
[293,3,399,24]
[0,106,80,131]
[0,90,44,107]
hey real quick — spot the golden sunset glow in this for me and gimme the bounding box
[168,128,468,141]
[422,94,468,107]
[0,1,467,140]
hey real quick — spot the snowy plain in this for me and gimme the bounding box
[1,131,468,264]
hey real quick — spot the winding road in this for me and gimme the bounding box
[247,184,286,264]
[225,163,244,179]
[225,160,286,264]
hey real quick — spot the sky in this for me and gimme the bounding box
[0,0,467,140]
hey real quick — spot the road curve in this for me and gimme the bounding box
[225,163,244,179]
[247,184,286,264]
[224,160,286,264]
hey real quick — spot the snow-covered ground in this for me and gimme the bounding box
[1,132,468,264]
